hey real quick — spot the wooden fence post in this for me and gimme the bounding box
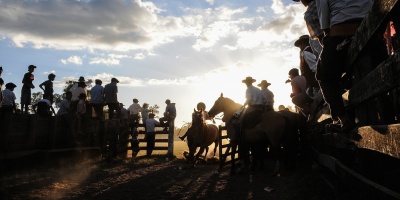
[167,120,174,157]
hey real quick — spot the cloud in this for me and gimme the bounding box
[0,0,306,54]
[206,0,215,5]
[61,56,83,65]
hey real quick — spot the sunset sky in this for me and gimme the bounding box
[0,0,308,127]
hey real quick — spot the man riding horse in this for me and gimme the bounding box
[240,76,267,129]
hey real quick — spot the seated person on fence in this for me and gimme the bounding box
[32,94,56,117]
[145,113,160,156]
[286,68,312,115]
[179,102,210,141]
[128,98,142,135]
[159,99,176,132]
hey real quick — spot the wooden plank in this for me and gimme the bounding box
[139,146,168,150]
[138,139,168,143]
[354,124,400,159]
[0,150,41,160]
[348,0,400,67]
[313,147,400,200]
[346,51,400,106]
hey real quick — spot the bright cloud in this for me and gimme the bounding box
[61,56,83,65]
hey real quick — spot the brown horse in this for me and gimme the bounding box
[184,108,219,167]
[208,93,298,175]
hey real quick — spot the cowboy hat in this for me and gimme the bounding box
[111,77,119,83]
[242,76,256,83]
[257,80,271,87]
[78,76,85,82]
[294,35,310,47]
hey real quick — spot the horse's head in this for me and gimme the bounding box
[208,93,225,118]
[192,108,204,125]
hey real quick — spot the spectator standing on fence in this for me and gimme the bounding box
[70,76,87,100]
[0,83,17,137]
[39,73,56,104]
[128,98,142,126]
[159,99,176,132]
[293,0,324,57]
[71,81,87,101]
[141,103,149,125]
[57,91,74,145]
[104,78,120,120]
[32,94,56,117]
[0,67,3,107]
[21,65,36,114]
[145,113,160,156]
[315,0,374,132]
[76,93,87,135]
[120,103,129,123]
[90,79,104,120]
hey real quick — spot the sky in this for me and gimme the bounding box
[0,0,308,127]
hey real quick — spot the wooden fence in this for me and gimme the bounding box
[217,126,239,170]
[306,1,400,199]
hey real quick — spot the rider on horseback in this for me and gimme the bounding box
[179,102,211,141]
[240,76,266,129]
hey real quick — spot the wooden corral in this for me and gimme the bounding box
[0,114,173,167]
[306,0,400,198]
[217,126,238,170]
[0,114,102,168]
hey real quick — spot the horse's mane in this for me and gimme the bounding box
[220,97,242,123]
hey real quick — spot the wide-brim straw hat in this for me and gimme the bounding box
[294,35,310,47]
[257,80,271,87]
[242,76,256,83]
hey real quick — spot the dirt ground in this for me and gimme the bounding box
[0,148,359,200]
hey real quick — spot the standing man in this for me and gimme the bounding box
[0,67,4,107]
[293,0,324,57]
[104,78,120,120]
[257,80,274,111]
[39,73,56,104]
[21,65,36,114]
[145,113,160,156]
[90,79,104,120]
[0,82,17,151]
[316,0,375,132]
[294,35,319,97]
[241,76,266,129]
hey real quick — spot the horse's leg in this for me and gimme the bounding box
[270,144,283,176]
[230,140,237,175]
[194,147,205,167]
[204,146,209,160]
[213,140,219,157]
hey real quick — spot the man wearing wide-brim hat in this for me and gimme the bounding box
[104,77,121,120]
[258,80,274,111]
[241,76,266,129]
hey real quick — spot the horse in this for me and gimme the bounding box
[208,93,300,175]
[184,108,219,167]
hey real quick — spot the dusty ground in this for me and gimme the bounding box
[0,150,358,200]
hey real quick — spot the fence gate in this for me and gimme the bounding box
[218,125,239,171]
